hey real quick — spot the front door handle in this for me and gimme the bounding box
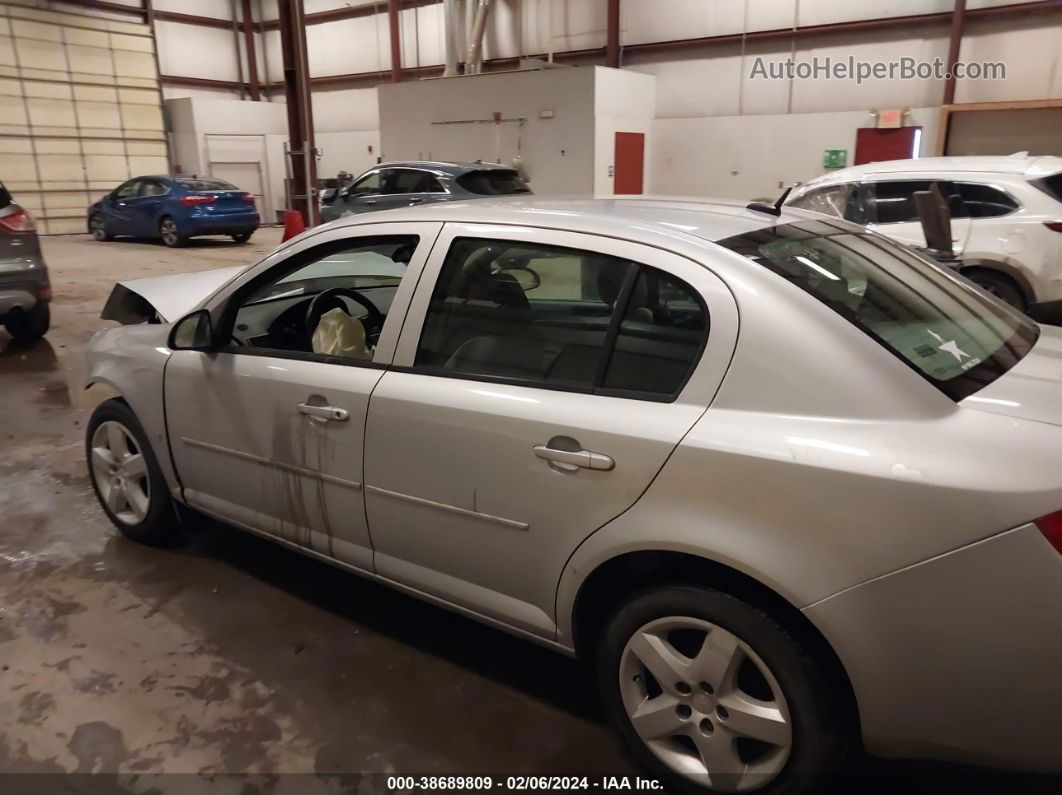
[533,444,614,471]
[297,402,349,422]
[408,197,425,204]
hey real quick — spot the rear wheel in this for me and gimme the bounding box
[4,302,50,340]
[89,213,112,241]
[598,586,843,794]
[964,268,1025,310]
[231,231,253,244]
[86,399,183,546]
[159,216,186,248]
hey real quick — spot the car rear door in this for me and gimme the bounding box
[361,224,738,638]
[164,222,441,571]
[864,179,972,253]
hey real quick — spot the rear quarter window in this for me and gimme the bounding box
[1031,172,1062,203]
[954,182,1019,218]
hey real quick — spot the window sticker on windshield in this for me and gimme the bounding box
[927,329,981,371]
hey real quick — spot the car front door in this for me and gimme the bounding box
[126,178,170,236]
[104,179,142,234]
[164,222,441,570]
[361,224,737,637]
[344,168,405,214]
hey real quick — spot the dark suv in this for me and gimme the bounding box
[0,182,51,340]
[320,161,531,223]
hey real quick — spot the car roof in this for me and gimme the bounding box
[316,195,825,245]
[795,154,1062,189]
[368,161,516,176]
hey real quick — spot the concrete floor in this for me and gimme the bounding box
[1,230,1058,792]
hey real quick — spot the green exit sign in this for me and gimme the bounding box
[823,149,848,169]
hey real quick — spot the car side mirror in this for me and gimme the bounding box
[169,309,215,351]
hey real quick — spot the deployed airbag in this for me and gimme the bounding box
[312,307,372,359]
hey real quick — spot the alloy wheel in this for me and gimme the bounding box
[90,215,105,241]
[160,218,179,246]
[90,420,151,525]
[619,616,792,792]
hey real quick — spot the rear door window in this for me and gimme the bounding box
[954,182,1019,218]
[415,238,707,399]
[388,169,438,194]
[866,180,964,224]
[718,219,1037,400]
[456,170,531,195]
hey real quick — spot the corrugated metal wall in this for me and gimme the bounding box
[0,0,167,234]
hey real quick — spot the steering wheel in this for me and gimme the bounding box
[304,287,385,348]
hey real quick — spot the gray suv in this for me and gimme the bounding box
[0,182,51,340]
[320,160,531,223]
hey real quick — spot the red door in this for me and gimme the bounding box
[614,132,645,195]
[854,127,922,165]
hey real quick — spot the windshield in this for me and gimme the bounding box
[718,219,1038,401]
[176,177,238,191]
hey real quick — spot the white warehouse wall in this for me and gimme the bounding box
[64,0,1062,205]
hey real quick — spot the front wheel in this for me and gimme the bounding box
[89,213,112,241]
[86,399,183,546]
[4,302,50,340]
[597,586,843,795]
[231,231,253,244]
[159,216,186,248]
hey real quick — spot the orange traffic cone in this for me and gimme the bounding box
[281,209,306,242]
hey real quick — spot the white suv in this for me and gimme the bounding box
[786,155,1062,309]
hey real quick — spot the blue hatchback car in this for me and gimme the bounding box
[88,175,259,247]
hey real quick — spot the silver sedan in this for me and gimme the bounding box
[85,198,1062,793]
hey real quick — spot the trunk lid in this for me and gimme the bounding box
[101,266,244,324]
[203,190,254,215]
[962,325,1062,427]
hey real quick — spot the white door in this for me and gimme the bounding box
[205,134,271,217]
[210,161,265,209]
[362,224,738,637]
[164,224,440,570]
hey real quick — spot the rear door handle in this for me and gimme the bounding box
[533,444,614,471]
[408,197,425,204]
[298,402,349,422]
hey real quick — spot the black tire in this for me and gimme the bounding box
[597,586,844,795]
[964,268,1025,310]
[86,399,184,547]
[231,231,253,244]
[89,213,113,241]
[4,302,50,340]
[159,216,186,248]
